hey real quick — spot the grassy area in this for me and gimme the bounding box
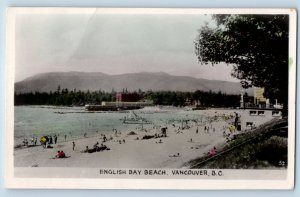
[186,118,288,169]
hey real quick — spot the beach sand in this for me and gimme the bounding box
[14,110,235,169]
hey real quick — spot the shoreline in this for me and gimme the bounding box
[14,109,234,169]
[14,107,281,169]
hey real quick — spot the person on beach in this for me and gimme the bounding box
[223,130,226,137]
[49,136,53,144]
[234,112,239,128]
[84,133,87,138]
[196,127,198,134]
[54,135,57,144]
[47,144,53,149]
[98,143,109,151]
[60,151,65,157]
[64,134,67,142]
[161,127,167,137]
[72,141,75,151]
[94,142,99,148]
[170,153,180,157]
[84,146,89,153]
[30,138,34,145]
[208,147,217,157]
[40,136,47,148]
[56,151,66,158]
[34,137,37,146]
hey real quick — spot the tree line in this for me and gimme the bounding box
[144,90,241,107]
[14,86,115,106]
[15,86,243,108]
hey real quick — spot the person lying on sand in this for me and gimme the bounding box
[169,153,180,157]
[52,150,70,159]
[82,144,110,153]
[97,144,110,152]
[47,144,53,149]
[80,146,89,153]
[208,147,217,157]
[94,142,99,149]
[56,151,65,158]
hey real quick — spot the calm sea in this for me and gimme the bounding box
[14,106,206,145]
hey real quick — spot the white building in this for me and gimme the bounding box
[238,109,282,131]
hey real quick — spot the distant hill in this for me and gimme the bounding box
[15,71,253,95]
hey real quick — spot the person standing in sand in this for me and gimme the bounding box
[64,134,67,142]
[54,135,57,144]
[72,141,75,151]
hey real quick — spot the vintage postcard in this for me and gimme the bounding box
[5,8,296,189]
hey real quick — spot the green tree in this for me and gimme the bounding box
[56,85,61,94]
[195,15,289,108]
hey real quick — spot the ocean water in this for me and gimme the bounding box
[14,106,207,145]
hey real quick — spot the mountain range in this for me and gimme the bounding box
[15,72,253,95]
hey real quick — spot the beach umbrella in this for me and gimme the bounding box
[40,136,47,144]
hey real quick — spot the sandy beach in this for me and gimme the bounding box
[14,109,238,169]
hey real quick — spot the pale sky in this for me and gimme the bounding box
[15,13,239,82]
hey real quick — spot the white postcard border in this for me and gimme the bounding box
[5,7,297,189]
